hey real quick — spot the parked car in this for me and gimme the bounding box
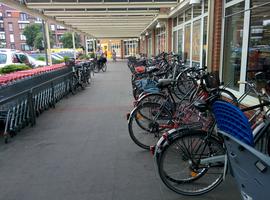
[30,53,64,64]
[0,49,46,68]
[27,54,46,67]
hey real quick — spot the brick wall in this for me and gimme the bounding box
[152,29,156,56]
[167,18,172,52]
[211,0,223,73]
[3,11,21,50]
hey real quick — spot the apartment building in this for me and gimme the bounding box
[0,4,85,51]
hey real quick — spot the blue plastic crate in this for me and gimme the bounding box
[212,101,254,146]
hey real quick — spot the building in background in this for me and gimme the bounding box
[0,3,85,51]
[85,38,139,59]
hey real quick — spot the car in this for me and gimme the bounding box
[0,49,46,68]
[52,53,64,60]
[26,54,46,67]
[0,49,25,68]
[30,53,64,64]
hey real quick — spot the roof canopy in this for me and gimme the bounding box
[4,0,179,38]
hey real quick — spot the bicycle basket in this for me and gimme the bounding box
[205,72,220,88]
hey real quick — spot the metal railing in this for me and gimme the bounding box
[0,67,73,143]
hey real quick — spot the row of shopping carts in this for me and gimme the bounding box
[0,61,92,143]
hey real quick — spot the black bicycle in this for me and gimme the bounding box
[94,58,107,73]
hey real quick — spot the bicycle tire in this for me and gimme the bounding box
[136,93,168,107]
[102,63,107,72]
[158,130,225,196]
[128,102,173,150]
[94,64,100,73]
[213,88,238,106]
[70,76,77,95]
[176,73,197,100]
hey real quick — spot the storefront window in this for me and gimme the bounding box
[193,5,202,18]
[202,17,208,67]
[173,17,177,27]
[148,36,152,57]
[173,31,177,53]
[185,8,192,21]
[247,2,270,92]
[156,27,166,55]
[223,2,245,90]
[204,0,208,13]
[192,20,201,66]
[178,29,183,58]
[178,14,184,25]
[184,24,191,64]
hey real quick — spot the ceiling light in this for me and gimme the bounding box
[156,21,161,29]
[190,0,200,4]
[145,31,149,36]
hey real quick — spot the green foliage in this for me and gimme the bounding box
[23,24,42,48]
[23,24,54,50]
[0,64,31,74]
[63,56,70,63]
[60,32,81,48]
[78,54,90,60]
[34,32,45,51]
[52,59,64,64]
[37,56,45,61]
[89,52,95,59]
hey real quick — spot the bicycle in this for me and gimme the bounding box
[70,64,87,94]
[154,73,270,196]
[128,70,237,150]
[94,58,107,73]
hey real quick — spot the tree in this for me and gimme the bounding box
[34,32,54,51]
[23,24,41,48]
[60,32,81,48]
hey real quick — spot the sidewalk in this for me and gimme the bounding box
[0,61,240,200]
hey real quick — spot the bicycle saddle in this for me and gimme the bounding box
[146,66,159,73]
[194,100,208,112]
[156,79,175,88]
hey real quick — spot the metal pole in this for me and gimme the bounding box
[42,20,48,66]
[72,32,76,59]
[44,21,52,65]
[85,36,88,55]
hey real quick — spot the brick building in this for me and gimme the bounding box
[0,4,85,51]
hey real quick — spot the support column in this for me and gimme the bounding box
[85,36,88,55]
[167,18,173,53]
[72,32,76,59]
[120,40,124,59]
[152,29,156,56]
[211,0,223,74]
[145,36,148,57]
[44,21,52,65]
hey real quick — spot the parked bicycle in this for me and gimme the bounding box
[154,72,270,196]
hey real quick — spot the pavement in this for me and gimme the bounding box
[0,61,240,200]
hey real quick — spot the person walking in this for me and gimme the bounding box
[112,49,117,62]
[95,46,103,70]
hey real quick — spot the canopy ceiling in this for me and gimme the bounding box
[6,0,179,38]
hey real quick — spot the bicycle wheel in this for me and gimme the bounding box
[70,76,78,95]
[158,130,225,196]
[102,63,107,72]
[86,71,92,85]
[175,73,197,100]
[213,88,238,106]
[94,63,100,73]
[128,102,173,150]
[136,93,168,107]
